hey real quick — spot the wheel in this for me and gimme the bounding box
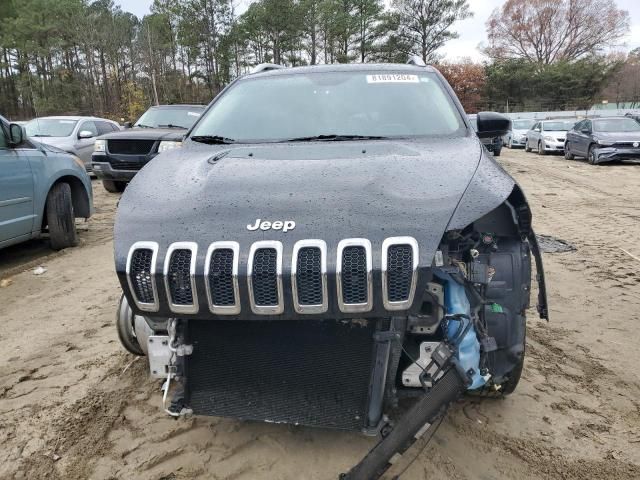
[587,144,599,165]
[46,182,78,250]
[116,294,145,356]
[498,348,525,395]
[564,142,575,160]
[537,141,546,155]
[524,141,531,152]
[493,146,502,157]
[103,179,126,193]
[507,137,512,149]
[470,344,525,397]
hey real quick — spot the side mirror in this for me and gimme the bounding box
[476,112,511,139]
[78,130,94,139]
[8,123,24,146]
[123,121,133,129]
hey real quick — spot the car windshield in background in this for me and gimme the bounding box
[135,107,203,129]
[513,120,534,129]
[594,118,640,132]
[191,71,465,143]
[25,118,77,137]
[544,121,574,131]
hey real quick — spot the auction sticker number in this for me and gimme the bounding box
[366,74,419,83]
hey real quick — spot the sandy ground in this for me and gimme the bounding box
[1,149,639,480]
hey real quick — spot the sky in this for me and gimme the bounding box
[115,0,640,62]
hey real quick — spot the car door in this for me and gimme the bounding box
[528,123,540,149]
[75,120,99,164]
[0,121,35,243]
[567,120,583,152]
[574,120,592,156]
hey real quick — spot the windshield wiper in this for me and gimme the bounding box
[158,124,188,129]
[282,134,389,142]
[32,134,51,137]
[190,135,237,145]
[136,124,153,128]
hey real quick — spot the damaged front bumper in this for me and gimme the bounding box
[592,146,640,164]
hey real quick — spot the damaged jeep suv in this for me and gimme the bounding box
[114,62,548,477]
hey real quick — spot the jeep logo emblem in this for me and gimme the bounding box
[247,219,296,232]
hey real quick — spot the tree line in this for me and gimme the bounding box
[0,0,635,121]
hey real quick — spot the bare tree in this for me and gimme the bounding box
[485,0,629,64]
[392,0,471,63]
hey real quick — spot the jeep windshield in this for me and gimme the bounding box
[190,70,465,143]
[134,106,204,129]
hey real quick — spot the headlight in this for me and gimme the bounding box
[596,139,614,146]
[158,140,182,152]
[543,135,555,142]
[94,139,106,152]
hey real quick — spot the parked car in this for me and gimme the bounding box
[92,104,205,192]
[525,119,576,155]
[112,62,548,476]
[624,112,640,125]
[0,115,93,250]
[468,113,503,156]
[565,116,640,165]
[504,119,535,148]
[24,116,120,172]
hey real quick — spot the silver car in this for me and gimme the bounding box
[504,119,535,148]
[24,116,121,171]
[525,119,577,155]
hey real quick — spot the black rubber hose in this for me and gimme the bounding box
[340,367,467,480]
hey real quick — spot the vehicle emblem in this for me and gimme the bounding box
[634,142,639,148]
[247,219,296,232]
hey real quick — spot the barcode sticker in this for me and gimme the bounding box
[366,74,419,83]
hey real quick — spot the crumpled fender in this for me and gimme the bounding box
[446,155,549,320]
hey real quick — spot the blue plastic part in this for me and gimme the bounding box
[436,271,486,390]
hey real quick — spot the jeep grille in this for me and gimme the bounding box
[124,237,419,316]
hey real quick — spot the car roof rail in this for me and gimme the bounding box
[406,56,427,67]
[250,63,285,74]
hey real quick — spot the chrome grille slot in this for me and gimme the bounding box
[126,241,159,312]
[382,237,418,310]
[337,239,372,313]
[164,242,198,314]
[205,242,240,314]
[248,241,283,315]
[292,240,328,314]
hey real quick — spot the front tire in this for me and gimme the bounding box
[46,182,78,250]
[588,144,599,165]
[564,142,575,160]
[493,146,502,157]
[537,141,546,155]
[116,294,145,356]
[103,179,126,193]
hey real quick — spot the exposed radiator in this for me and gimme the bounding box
[185,319,377,430]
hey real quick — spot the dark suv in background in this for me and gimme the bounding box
[92,104,205,192]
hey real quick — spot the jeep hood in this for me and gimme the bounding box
[114,136,515,273]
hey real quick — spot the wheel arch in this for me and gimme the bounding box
[42,175,91,228]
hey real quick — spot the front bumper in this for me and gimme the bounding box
[592,147,640,164]
[510,136,527,147]
[91,161,138,181]
[543,139,565,151]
